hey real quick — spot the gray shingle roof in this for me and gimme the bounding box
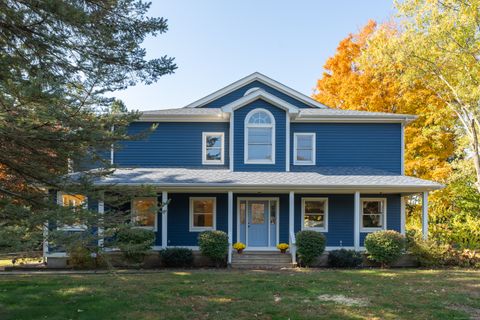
[93,167,442,192]
[138,107,416,122]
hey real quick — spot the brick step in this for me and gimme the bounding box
[233,251,289,255]
[231,251,293,269]
[233,257,291,262]
[233,264,291,268]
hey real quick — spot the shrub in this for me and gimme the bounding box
[328,249,363,268]
[160,248,194,268]
[198,230,228,266]
[295,230,326,267]
[116,227,155,263]
[67,243,95,269]
[364,230,405,267]
[406,232,480,268]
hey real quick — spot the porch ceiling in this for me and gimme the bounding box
[89,167,443,193]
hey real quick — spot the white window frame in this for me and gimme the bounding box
[57,191,88,231]
[360,198,387,232]
[244,108,276,164]
[301,197,328,232]
[202,132,225,165]
[293,132,316,165]
[189,197,216,232]
[131,197,157,230]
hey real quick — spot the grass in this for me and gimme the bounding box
[0,269,478,319]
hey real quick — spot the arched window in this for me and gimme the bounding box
[244,108,275,164]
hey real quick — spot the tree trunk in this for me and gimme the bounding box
[471,119,480,193]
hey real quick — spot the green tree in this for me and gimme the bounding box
[0,0,176,253]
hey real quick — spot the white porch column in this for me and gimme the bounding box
[422,191,429,240]
[162,191,168,248]
[227,191,233,264]
[98,199,105,248]
[354,191,360,250]
[400,196,406,235]
[289,191,295,240]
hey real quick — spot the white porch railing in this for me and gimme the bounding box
[290,231,297,266]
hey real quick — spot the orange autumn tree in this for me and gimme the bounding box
[313,20,456,182]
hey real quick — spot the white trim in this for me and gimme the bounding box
[289,191,294,245]
[153,245,199,250]
[186,72,328,109]
[131,197,157,230]
[96,183,442,193]
[98,199,105,248]
[244,108,276,164]
[227,191,233,264]
[401,124,405,175]
[222,89,300,115]
[110,125,115,165]
[360,198,387,232]
[161,191,168,248]
[244,87,262,96]
[400,196,406,235]
[229,112,234,171]
[202,132,225,165]
[354,191,360,250]
[301,197,328,232]
[237,197,279,248]
[286,114,290,171]
[293,133,316,165]
[422,192,429,240]
[189,197,217,232]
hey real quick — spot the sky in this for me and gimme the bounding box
[114,1,396,111]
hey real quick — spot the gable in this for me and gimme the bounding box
[185,73,328,109]
[202,80,313,109]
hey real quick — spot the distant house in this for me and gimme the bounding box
[46,73,441,266]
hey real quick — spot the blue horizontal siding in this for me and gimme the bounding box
[233,100,286,171]
[167,193,228,246]
[290,123,402,174]
[202,80,313,109]
[115,122,229,168]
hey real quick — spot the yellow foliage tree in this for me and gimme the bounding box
[313,20,457,182]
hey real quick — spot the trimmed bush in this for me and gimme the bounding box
[116,227,155,263]
[160,248,194,268]
[295,230,326,267]
[328,249,362,268]
[198,230,228,266]
[364,230,405,267]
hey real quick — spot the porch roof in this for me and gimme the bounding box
[92,167,443,193]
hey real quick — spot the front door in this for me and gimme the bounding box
[247,200,269,247]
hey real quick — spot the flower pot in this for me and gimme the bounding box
[280,249,287,254]
[237,249,244,254]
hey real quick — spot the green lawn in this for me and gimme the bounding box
[0,269,478,320]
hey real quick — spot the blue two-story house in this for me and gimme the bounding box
[47,73,442,265]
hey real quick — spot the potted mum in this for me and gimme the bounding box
[277,243,289,254]
[233,242,246,254]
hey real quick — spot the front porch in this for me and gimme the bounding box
[48,189,431,266]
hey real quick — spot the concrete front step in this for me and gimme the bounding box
[231,251,293,269]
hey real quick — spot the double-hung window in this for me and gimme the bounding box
[361,198,386,231]
[190,197,216,231]
[301,198,328,232]
[132,197,157,229]
[294,133,316,165]
[202,132,224,165]
[58,192,87,231]
[245,109,275,164]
